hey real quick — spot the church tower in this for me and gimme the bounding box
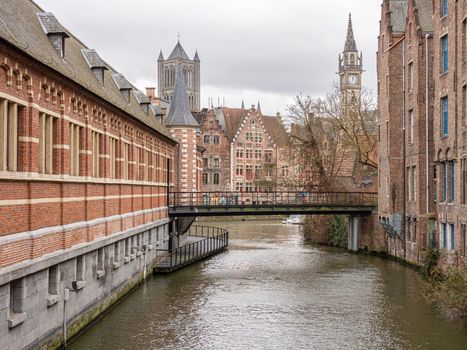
[338,13,363,105]
[158,41,200,111]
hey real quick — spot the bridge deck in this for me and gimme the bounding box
[168,191,377,217]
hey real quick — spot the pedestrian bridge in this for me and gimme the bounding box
[168,191,377,217]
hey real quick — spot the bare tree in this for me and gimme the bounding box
[286,86,377,191]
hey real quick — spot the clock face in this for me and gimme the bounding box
[348,75,357,85]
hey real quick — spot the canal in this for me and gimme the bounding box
[69,220,467,350]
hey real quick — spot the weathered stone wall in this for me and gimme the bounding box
[0,219,170,350]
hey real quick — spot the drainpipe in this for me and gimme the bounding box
[402,39,407,260]
[425,33,430,227]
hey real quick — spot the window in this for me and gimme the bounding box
[236,164,243,176]
[413,166,417,201]
[47,265,59,307]
[246,165,253,180]
[213,173,220,185]
[441,223,447,248]
[409,110,414,144]
[236,148,243,158]
[9,278,26,327]
[69,123,82,176]
[97,248,105,278]
[76,255,85,287]
[203,158,208,168]
[462,158,467,205]
[246,149,253,159]
[282,166,289,177]
[433,165,438,202]
[255,149,262,159]
[408,62,414,92]
[255,165,262,177]
[441,96,449,136]
[463,85,466,126]
[203,135,210,143]
[235,181,243,191]
[202,172,208,185]
[264,151,272,163]
[113,242,120,269]
[264,165,273,177]
[109,137,117,179]
[250,119,255,125]
[443,161,447,202]
[0,99,20,172]
[450,224,455,251]
[441,35,448,73]
[246,132,253,141]
[39,113,55,174]
[441,0,448,17]
[92,131,102,177]
[213,158,220,168]
[123,142,129,180]
[255,132,262,143]
[450,160,455,203]
[213,135,220,144]
[245,182,252,192]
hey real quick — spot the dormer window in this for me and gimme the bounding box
[81,49,108,86]
[134,91,150,115]
[37,12,69,58]
[112,73,132,103]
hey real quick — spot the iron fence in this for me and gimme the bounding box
[169,191,377,208]
[155,226,228,273]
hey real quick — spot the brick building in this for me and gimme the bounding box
[432,0,466,266]
[196,104,290,193]
[377,0,466,267]
[0,1,178,347]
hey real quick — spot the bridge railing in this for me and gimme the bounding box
[169,191,377,208]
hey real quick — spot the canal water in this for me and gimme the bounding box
[69,220,467,350]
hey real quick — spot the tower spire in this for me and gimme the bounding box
[241,100,245,109]
[165,64,199,127]
[257,101,261,113]
[344,13,357,52]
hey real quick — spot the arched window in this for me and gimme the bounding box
[202,173,208,185]
[213,173,220,185]
[203,135,210,143]
[213,135,220,144]
[250,119,255,125]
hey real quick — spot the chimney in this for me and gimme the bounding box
[146,87,156,101]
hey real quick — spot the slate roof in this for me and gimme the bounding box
[221,108,246,141]
[165,64,199,127]
[150,104,162,115]
[133,90,150,104]
[389,0,408,32]
[0,0,174,142]
[111,73,132,90]
[36,12,68,35]
[344,13,358,52]
[81,49,106,68]
[167,41,190,60]
[413,0,433,32]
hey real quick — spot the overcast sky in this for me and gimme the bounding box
[35,0,381,115]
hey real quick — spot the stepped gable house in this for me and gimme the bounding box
[0,0,177,348]
[197,103,290,193]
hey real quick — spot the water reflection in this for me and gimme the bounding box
[69,221,467,350]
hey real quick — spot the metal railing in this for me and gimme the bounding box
[155,226,228,273]
[169,191,377,208]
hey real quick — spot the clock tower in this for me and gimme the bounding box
[338,13,363,106]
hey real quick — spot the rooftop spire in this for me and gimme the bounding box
[344,13,357,52]
[158,50,164,61]
[165,64,199,127]
[168,41,190,60]
[257,101,261,113]
[241,100,245,109]
[194,50,200,61]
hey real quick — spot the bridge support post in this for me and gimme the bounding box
[348,216,359,253]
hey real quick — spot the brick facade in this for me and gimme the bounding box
[377,0,466,267]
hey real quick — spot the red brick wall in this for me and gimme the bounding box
[0,43,175,268]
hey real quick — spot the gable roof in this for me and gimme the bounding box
[0,0,175,142]
[413,0,433,32]
[263,116,290,146]
[165,64,199,127]
[168,41,190,60]
[389,0,408,32]
[221,107,247,140]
